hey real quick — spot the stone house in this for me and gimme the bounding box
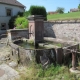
[0,0,25,34]
[70,8,79,12]
[48,11,58,15]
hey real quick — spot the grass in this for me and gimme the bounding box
[17,62,80,80]
[45,41,62,47]
[47,11,80,20]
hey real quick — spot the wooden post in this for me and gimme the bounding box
[72,52,76,70]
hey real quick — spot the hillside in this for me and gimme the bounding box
[47,12,80,20]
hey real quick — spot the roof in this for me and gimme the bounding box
[70,8,79,12]
[0,0,25,8]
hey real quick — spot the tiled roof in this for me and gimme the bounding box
[0,0,25,8]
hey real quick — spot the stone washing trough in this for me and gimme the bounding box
[7,29,79,67]
[7,15,79,70]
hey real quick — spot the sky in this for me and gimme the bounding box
[18,0,80,13]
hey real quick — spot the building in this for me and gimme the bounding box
[70,8,79,12]
[0,0,25,34]
[48,11,58,15]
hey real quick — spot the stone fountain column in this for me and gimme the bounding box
[28,15,44,47]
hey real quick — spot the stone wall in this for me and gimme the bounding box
[7,29,29,42]
[44,20,80,41]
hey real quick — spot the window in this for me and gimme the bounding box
[6,9,12,16]
[1,23,6,30]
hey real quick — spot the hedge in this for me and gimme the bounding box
[29,5,47,20]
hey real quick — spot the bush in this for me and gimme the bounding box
[15,17,28,29]
[8,16,17,29]
[17,12,24,17]
[29,5,47,20]
[24,11,30,17]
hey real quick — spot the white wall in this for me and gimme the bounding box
[0,17,11,30]
[0,3,24,30]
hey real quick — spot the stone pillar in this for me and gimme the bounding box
[28,15,44,46]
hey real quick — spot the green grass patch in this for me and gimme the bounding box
[18,63,80,80]
[45,41,62,47]
[47,11,80,20]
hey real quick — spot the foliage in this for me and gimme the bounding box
[8,5,47,29]
[29,5,47,20]
[19,63,80,80]
[15,17,28,29]
[56,7,65,14]
[8,16,17,29]
[17,12,24,17]
[23,11,30,17]
[47,11,80,20]
[36,64,65,77]
[8,11,29,29]
[78,4,80,11]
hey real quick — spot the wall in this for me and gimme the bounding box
[44,20,80,41]
[7,29,29,42]
[0,4,24,30]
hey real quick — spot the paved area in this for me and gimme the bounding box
[0,64,20,80]
[0,36,11,63]
[0,36,8,45]
[0,46,11,63]
[0,36,20,80]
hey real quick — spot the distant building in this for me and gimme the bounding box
[0,0,25,34]
[70,8,79,12]
[48,11,58,15]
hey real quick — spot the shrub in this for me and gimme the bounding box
[17,12,24,17]
[24,11,30,17]
[15,17,28,29]
[8,16,17,29]
[29,5,47,20]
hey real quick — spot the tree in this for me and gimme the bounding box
[56,7,65,14]
[78,4,80,11]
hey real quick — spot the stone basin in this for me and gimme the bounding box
[8,37,79,67]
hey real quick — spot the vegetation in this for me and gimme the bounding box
[9,5,47,29]
[78,4,80,11]
[15,17,28,29]
[17,51,80,80]
[47,11,80,20]
[24,11,30,17]
[56,7,65,14]
[18,63,80,80]
[17,12,24,17]
[29,5,47,20]
[8,16,17,29]
[8,11,29,29]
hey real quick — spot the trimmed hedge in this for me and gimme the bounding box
[29,5,47,20]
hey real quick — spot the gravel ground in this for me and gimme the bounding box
[0,64,20,80]
[0,37,20,80]
[0,36,11,64]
